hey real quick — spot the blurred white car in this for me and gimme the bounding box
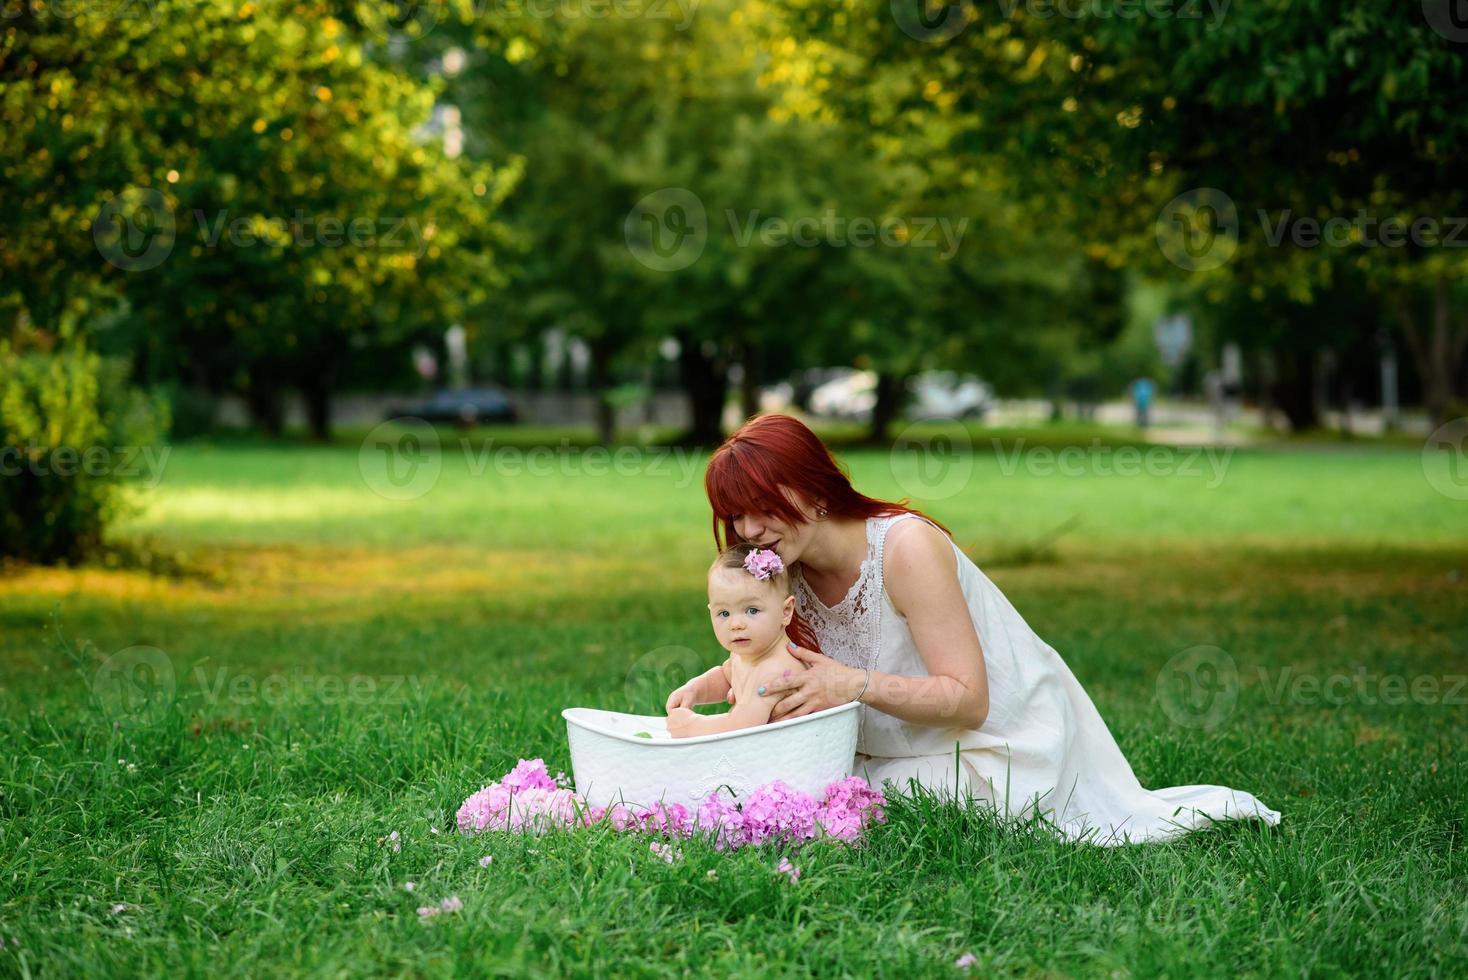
[809,370,878,420]
[908,371,993,420]
[808,369,992,422]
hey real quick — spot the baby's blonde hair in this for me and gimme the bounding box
[709,543,792,597]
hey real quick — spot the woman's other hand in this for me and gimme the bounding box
[762,642,864,721]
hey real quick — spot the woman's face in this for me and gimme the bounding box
[707,567,794,655]
[729,492,819,566]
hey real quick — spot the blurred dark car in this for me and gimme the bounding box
[386,387,518,426]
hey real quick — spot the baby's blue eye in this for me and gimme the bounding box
[746,606,760,615]
[717,610,729,618]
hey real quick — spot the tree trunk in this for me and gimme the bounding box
[867,371,907,443]
[303,382,333,442]
[1394,274,1468,429]
[1271,349,1319,432]
[677,330,728,446]
[587,337,616,445]
[739,342,761,422]
[245,378,285,437]
[297,358,338,442]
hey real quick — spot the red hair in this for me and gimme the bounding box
[704,413,952,654]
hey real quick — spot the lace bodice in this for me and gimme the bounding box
[792,515,899,672]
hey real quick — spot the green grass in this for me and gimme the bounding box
[2,425,1466,976]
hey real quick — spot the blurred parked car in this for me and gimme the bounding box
[806,369,993,423]
[386,386,518,426]
[809,370,878,421]
[790,367,861,411]
[908,371,994,420]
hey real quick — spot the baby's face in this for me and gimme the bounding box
[707,566,791,656]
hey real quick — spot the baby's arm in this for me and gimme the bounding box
[668,660,798,738]
[667,694,774,738]
[669,662,733,709]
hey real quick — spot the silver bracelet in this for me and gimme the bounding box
[855,668,871,704]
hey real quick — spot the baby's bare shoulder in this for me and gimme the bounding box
[752,650,808,685]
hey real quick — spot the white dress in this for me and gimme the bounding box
[792,512,1281,845]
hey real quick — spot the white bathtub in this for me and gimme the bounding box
[561,701,861,812]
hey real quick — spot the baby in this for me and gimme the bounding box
[663,543,808,738]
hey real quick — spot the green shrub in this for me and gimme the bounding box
[0,341,169,564]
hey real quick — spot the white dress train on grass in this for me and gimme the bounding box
[792,513,1281,845]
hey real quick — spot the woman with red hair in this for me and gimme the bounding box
[701,413,1279,844]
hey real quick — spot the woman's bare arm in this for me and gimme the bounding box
[863,519,990,730]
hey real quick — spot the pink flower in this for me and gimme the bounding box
[955,952,978,969]
[418,896,462,919]
[743,548,784,580]
[776,856,801,882]
[479,855,493,867]
[454,759,886,853]
[404,881,416,892]
[649,841,683,863]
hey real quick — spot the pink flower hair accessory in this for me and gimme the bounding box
[743,548,784,580]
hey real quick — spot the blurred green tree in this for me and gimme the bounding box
[1,0,517,438]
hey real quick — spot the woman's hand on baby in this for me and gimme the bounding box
[763,641,864,722]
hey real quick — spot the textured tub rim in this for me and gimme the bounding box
[561,700,859,747]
